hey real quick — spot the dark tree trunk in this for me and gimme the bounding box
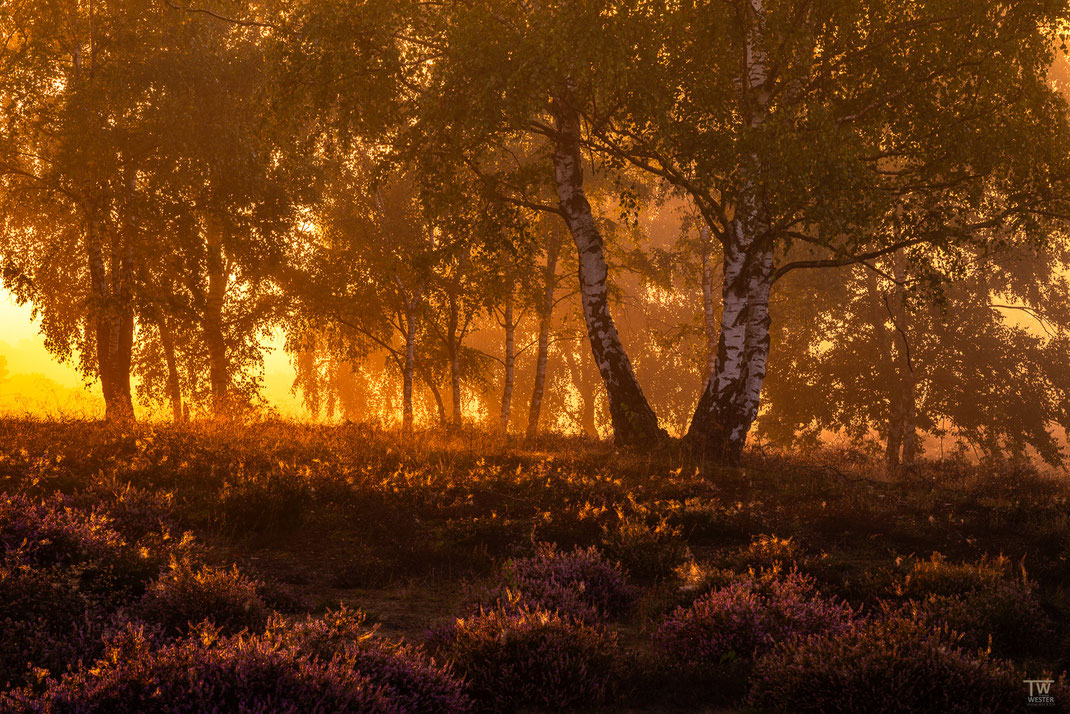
[550,91,663,446]
[402,307,418,433]
[500,287,516,433]
[447,295,462,427]
[86,208,134,421]
[700,236,719,385]
[158,315,183,422]
[204,216,229,417]
[526,230,562,439]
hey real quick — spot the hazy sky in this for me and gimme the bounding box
[0,288,304,418]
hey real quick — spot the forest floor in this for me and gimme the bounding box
[2,418,1069,712]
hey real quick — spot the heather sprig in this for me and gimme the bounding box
[654,570,855,664]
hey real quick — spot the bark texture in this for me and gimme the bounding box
[86,207,135,421]
[687,0,774,464]
[550,91,663,446]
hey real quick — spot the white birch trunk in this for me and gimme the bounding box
[687,0,774,463]
[551,90,663,446]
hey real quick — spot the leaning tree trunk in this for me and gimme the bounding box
[500,287,516,433]
[419,363,448,426]
[204,216,229,417]
[526,231,562,439]
[86,209,134,421]
[686,0,774,464]
[550,91,663,446]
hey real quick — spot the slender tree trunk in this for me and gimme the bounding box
[550,91,663,446]
[889,252,918,465]
[687,0,773,464]
[575,349,600,438]
[158,315,183,422]
[866,253,918,468]
[113,208,135,417]
[204,216,229,417]
[500,287,516,433]
[402,308,417,433]
[447,296,462,427]
[864,272,902,468]
[416,361,447,426]
[526,231,562,438]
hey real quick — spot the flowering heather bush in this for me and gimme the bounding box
[138,562,269,636]
[0,563,98,689]
[488,544,636,622]
[426,606,617,711]
[891,553,1053,657]
[748,617,1059,713]
[87,481,176,544]
[654,571,855,664]
[911,582,1054,657]
[6,623,398,713]
[273,608,471,714]
[0,492,166,603]
[0,492,158,597]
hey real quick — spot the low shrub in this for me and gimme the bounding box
[891,553,1053,657]
[748,617,1060,713]
[138,562,269,636]
[600,505,687,580]
[654,571,855,664]
[274,608,471,714]
[489,544,636,622]
[216,471,313,534]
[5,624,397,713]
[0,492,158,598]
[729,534,805,573]
[83,481,176,545]
[911,582,1054,657]
[893,553,1009,599]
[426,606,617,711]
[0,563,98,689]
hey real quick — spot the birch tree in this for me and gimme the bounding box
[587,0,1070,462]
